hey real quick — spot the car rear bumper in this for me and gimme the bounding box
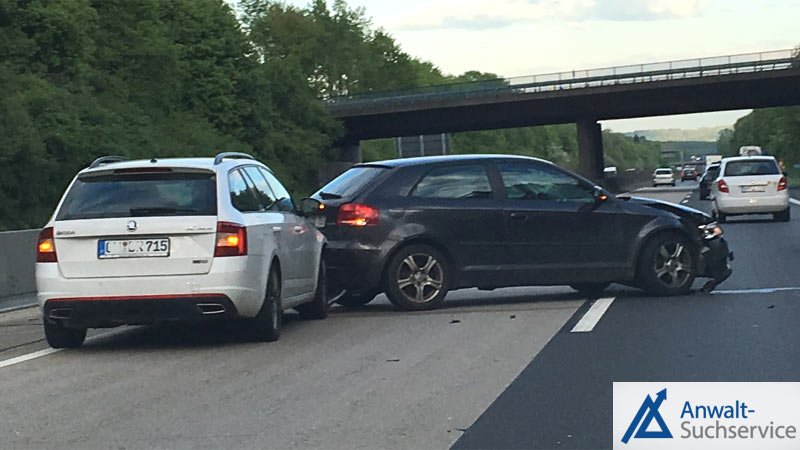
[715,194,789,214]
[36,256,265,323]
[42,294,239,329]
[325,242,385,295]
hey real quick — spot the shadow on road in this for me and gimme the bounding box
[77,313,310,351]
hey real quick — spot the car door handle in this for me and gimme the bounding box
[272,226,282,233]
[509,212,527,221]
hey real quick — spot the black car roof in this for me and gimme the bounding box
[355,154,548,168]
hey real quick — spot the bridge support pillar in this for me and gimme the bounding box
[340,140,362,164]
[577,119,604,183]
[318,140,362,186]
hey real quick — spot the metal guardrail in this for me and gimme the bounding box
[326,49,798,111]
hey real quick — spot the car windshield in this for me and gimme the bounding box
[56,171,217,220]
[655,169,672,175]
[724,160,780,177]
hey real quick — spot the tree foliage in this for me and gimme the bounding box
[717,107,800,167]
[0,0,661,230]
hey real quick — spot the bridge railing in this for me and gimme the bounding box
[326,49,798,110]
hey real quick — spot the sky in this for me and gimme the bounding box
[280,0,800,132]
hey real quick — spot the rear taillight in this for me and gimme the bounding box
[36,227,57,263]
[778,176,788,191]
[717,179,730,194]
[336,203,380,227]
[215,222,247,257]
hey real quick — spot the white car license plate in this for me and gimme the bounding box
[741,185,766,193]
[98,238,170,259]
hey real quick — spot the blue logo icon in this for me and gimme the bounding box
[622,388,673,444]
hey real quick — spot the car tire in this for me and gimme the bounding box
[296,258,329,320]
[712,207,726,223]
[335,292,377,308]
[43,321,86,349]
[773,208,791,222]
[570,282,611,297]
[250,266,282,342]
[385,244,451,311]
[637,232,696,296]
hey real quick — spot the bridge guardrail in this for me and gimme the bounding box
[326,49,798,111]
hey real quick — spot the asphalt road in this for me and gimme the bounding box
[1,180,797,449]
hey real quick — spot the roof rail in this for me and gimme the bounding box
[89,156,129,169]
[214,152,255,165]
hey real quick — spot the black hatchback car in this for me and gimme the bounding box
[698,163,721,200]
[309,155,732,311]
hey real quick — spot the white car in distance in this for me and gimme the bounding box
[711,156,790,223]
[35,152,329,348]
[652,168,676,187]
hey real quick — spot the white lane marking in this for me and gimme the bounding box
[713,287,800,295]
[0,327,129,370]
[571,297,616,333]
[0,348,60,369]
[790,198,800,207]
[681,200,689,204]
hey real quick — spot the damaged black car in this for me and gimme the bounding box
[305,155,733,311]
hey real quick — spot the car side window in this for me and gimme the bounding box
[228,169,260,212]
[242,166,277,211]
[498,163,594,202]
[410,165,492,199]
[259,167,295,212]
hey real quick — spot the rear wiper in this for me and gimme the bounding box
[130,207,198,216]
[318,192,342,200]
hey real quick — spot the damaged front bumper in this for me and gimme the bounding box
[698,236,733,293]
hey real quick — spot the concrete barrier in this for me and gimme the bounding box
[0,229,39,298]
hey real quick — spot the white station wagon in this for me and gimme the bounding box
[36,153,328,348]
[711,156,790,223]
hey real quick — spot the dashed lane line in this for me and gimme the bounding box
[571,297,616,333]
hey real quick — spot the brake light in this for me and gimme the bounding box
[778,176,788,191]
[215,222,247,257]
[336,203,380,227]
[717,179,729,194]
[36,227,57,263]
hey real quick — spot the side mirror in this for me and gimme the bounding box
[299,197,325,217]
[593,186,609,203]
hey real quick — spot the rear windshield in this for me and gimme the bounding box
[655,169,672,175]
[316,166,386,199]
[56,172,217,220]
[723,160,780,177]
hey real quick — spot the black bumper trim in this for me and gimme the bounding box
[43,295,239,329]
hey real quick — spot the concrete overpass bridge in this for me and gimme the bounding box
[324,49,800,181]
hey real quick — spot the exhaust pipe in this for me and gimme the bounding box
[48,308,73,320]
[197,303,226,315]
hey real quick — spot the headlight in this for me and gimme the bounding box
[699,222,723,240]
